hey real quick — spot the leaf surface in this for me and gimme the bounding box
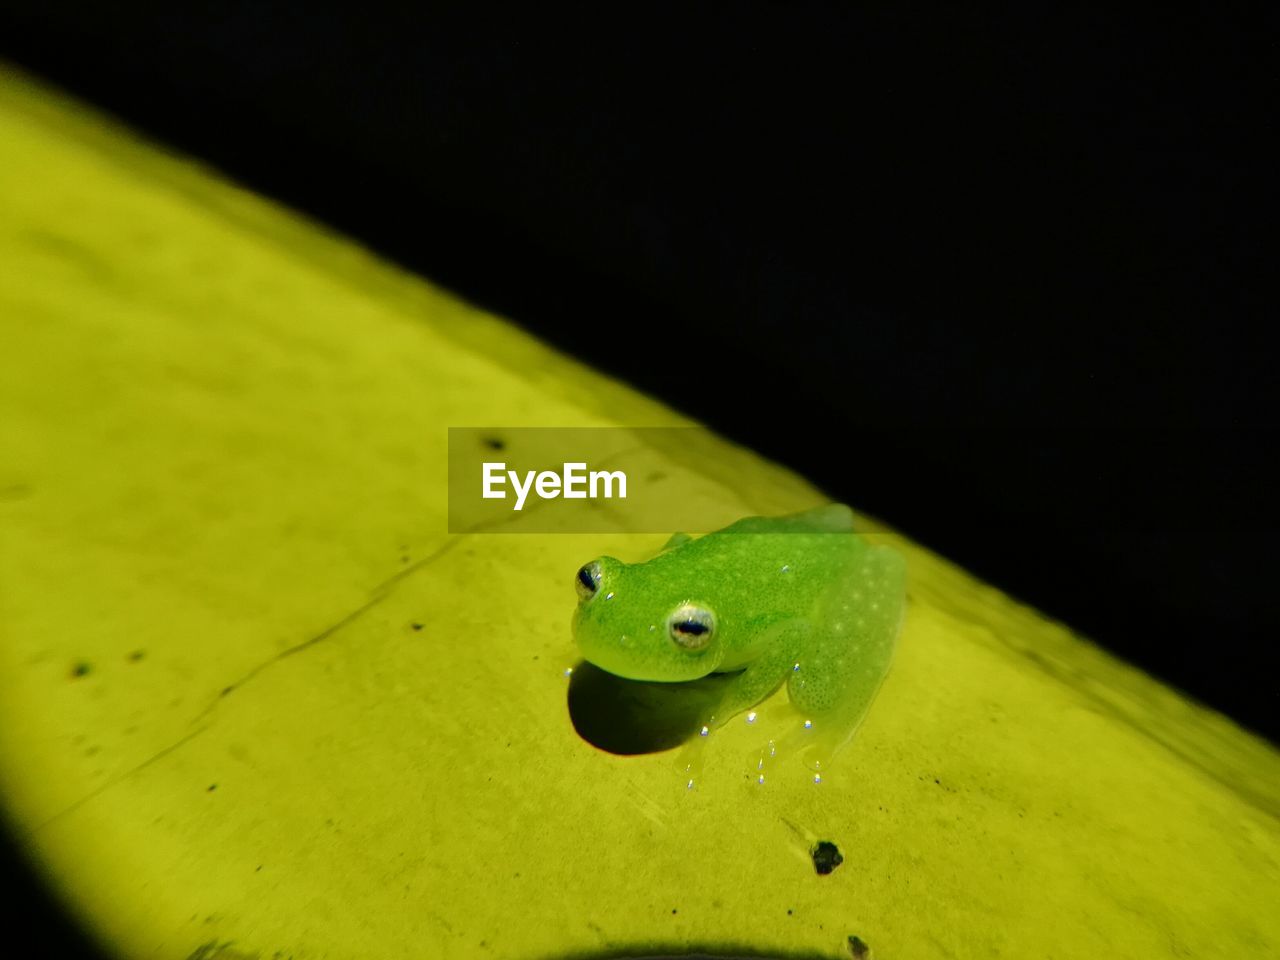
[1,65,1276,960]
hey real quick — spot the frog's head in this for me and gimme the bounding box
[571,556,724,681]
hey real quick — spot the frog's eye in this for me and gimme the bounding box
[575,561,603,601]
[668,603,716,650]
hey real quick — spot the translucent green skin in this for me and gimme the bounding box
[572,504,906,758]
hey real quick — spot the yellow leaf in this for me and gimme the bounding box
[1,63,1277,960]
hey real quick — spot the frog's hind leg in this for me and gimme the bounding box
[660,531,694,553]
[785,545,906,772]
[722,503,855,536]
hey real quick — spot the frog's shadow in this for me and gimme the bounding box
[567,661,738,755]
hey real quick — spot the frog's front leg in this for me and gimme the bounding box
[785,544,906,772]
[676,620,809,787]
[727,620,814,711]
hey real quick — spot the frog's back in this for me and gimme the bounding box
[641,505,867,627]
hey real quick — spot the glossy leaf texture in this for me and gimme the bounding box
[1,65,1277,960]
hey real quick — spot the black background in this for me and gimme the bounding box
[0,5,1274,955]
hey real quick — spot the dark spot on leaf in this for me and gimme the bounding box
[811,840,844,875]
[410,622,424,631]
[847,934,870,958]
[0,483,33,501]
[220,686,234,697]
[70,661,91,678]
[207,784,217,792]
[483,436,505,450]
[128,650,146,662]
